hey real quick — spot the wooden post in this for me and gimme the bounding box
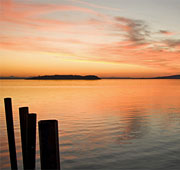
[19,107,28,170]
[4,98,18,170]
[27,113,37,170]
[38,120,61,170]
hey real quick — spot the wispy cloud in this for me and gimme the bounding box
[92,41,180,70]
[68,0,121,11]
[114,17,150,44]
[0,0,100,29]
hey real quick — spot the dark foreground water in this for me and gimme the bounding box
[0,79,180,170]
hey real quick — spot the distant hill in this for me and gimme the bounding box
[102,75,180,79]
[152,75,180,79]
[27,75,101,80]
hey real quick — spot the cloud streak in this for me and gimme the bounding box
[68,0,121,11]
[158,30,175,36]
[1,0,101,30]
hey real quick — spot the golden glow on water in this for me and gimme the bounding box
[0,79,180,169]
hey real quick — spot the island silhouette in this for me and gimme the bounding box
[27,75,101,80]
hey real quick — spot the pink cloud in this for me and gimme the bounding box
[1,0,100,29]
[0,34,97,56]
[88,38,180,71]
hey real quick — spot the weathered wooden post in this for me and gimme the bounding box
[19,107,28,169]
[27,113,37,169]
[4,98,18,170]
[38,120,61,170]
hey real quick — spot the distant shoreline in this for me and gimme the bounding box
[102,75,180,79]
[0,74,180,79]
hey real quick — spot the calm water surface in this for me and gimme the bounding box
[0,79,180,170]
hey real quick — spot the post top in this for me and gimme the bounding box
[38,120,58,125]
[4,97,11,101]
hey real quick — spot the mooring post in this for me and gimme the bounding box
[4,98,18,170]
[27,113,37,170]
[19,107,28,169]
[38,120,61,170]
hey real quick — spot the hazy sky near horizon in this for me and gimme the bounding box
[0,0,180,77]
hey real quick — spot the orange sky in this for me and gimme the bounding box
[0,0,180,77]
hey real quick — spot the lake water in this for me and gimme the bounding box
[0,79,180,170]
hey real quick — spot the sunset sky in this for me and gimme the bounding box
[0,0,180,77]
